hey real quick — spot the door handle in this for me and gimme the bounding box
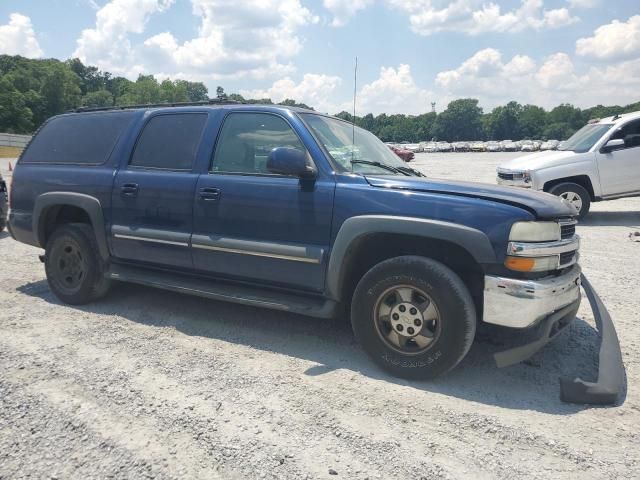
[121,183,139,197]
[199,187,221,201]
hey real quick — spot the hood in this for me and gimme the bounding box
[364,175,576,219]
[498,150,583,171]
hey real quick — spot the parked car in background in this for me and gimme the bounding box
[497,111,640,218]
[502,140,518,151]
[388,144,415,162]
[0,173,7,231]
[486,141,502,152]
[437,141,452,152]
[404,143,422,153]
[470,141,486,152]
[540,139,560,151]
[7,103,624,402]
[520,140,536,152]
[422,142,438,153]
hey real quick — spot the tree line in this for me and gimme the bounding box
[1,55,639,141]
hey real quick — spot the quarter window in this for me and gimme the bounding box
[130,114,207,170]
[20,112,135,165]
[212,113,306,174]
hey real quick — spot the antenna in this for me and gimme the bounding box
[351,56,358,164]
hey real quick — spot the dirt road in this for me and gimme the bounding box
[1,153,639,479]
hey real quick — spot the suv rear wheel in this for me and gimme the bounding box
[351,256,476,380]
[548,182,591,219]
[45,223,111,305]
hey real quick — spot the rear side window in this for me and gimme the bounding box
[21,112,135,164]
[130,114,207,170]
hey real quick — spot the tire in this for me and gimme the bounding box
[548,182,591,219]
[44,223,111,305]
[351,256,476,380]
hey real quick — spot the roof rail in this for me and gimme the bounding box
[71,98,243,113]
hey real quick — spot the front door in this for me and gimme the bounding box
[192,112,335,292]
[597,118,640,196]
[110,112,208,268]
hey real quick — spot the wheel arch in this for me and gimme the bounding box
[33,192,109,260]
[326,216,496,309]
[543,175,595,201]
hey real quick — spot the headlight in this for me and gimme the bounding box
[522,170,532,183]
[509,221,560,242]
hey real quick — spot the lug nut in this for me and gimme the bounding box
[407,327,415,335]
[397,324,404,332]
[399,305,406,313]
[414,319,422,327]
[392,313,399,320]
[409,307,417,315]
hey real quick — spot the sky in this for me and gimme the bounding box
[0,0,639,115]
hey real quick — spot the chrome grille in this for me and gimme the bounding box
[497,172,523,181]
[559,219,577,239]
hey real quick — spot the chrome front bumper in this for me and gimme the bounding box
[483,265,582,328]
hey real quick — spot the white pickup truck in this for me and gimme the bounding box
[496,111,640,218]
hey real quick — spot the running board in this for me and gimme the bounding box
[106,264,337,319]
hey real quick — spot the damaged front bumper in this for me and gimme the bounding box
[484,270,624,405]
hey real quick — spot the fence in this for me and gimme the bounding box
[0,133,32,149]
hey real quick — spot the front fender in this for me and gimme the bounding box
[325,215,496,301]
[33,192,109,261]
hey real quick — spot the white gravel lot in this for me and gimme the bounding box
[1,152,639,479]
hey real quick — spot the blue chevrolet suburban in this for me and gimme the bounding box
[7,102,623,403]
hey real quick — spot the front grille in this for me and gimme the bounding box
[498,172,522,181]
[559,251,576,266]
[559,220,576,239]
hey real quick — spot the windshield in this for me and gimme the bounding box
[558,124,613,153]
[302,114,408,175]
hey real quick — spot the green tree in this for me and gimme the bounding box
[484,101,523,140]
[0,77,33,133]
[433,98,483,141]
[519,105,546,139]
[82,90,113,108]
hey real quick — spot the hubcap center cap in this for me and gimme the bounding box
[390,302,423,337]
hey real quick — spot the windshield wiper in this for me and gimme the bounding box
[397,166,425,177]
[350,159,411,176]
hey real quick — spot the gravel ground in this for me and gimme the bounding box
[1,152,639,479]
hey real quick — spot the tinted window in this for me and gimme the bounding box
[130,114,207,170]
[610,119,640,149]
[21,112,135,164]
[212,113,305,174]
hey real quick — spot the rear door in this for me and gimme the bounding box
[597,119,640,196]
[110,112,208,268]
[191,111,335,291]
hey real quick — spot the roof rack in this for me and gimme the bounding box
[71,98,243,113]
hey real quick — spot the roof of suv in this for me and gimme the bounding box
[593,110,640,125]
[72,102,318,116]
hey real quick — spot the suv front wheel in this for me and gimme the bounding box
[44,223,111,305]
[548,182,591,219]
[351,256,476,380]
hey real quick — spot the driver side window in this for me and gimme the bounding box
[211,112,306,175]
[610,119,640,150]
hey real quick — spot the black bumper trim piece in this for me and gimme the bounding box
[494,299,580,369]
[559,274,625,405]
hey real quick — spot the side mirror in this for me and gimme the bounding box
[601,138,625,153]
[267,147,317,179]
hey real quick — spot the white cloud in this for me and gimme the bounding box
[0,13,43,58]
[567,0,599,8]
[73,0,174,76]
[576,15,640,61]
[357,64,435,115]
[387,0,578,35]
[435,48,640,109]
[323,0,373,27]
[73,0,318,81]
[240,73,342,113]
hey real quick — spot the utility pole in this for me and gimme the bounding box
[431,102,436,113]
